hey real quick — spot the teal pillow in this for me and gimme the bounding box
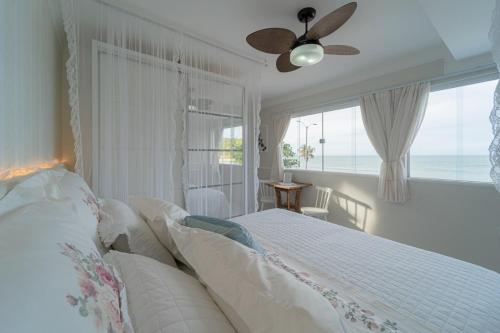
[183,215,266,254]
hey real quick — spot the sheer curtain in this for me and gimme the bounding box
[360,82,430,203]
[490,0,500,192]
[270,115,291,181]
[0,0,64,176]
[60,0,261,213]
[93,42,179,202]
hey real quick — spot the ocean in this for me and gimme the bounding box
[290,155,492,183]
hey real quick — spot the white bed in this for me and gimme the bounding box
[232,209,500,333]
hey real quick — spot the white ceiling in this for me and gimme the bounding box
[417,0,494,60]
[109,0,493,104]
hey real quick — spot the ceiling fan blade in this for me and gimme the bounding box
[323,45,360,55]
[276,52,300,73]
[306,2,357,40]
[246,28,297,54]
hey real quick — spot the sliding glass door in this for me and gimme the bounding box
[184,78,246,218]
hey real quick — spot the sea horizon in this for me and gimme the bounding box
[288,154,492,183]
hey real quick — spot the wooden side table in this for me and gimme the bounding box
[265,182,312,212]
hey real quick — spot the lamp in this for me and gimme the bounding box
[290,43,324,67]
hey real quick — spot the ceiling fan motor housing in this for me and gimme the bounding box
[297,7,316,23]
[293,35,321,50]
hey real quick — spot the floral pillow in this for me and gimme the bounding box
[60,243,133,332]
[58,170,104,253]
[0,200,134,333]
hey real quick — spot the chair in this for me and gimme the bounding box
[300,186,333,221]
[259,180,275,211]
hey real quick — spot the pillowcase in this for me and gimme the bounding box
[183,215,265,254]
[128,197,189,262]
[98,199,176,267]
[104,251,236,333]
[0,200,133,333]
[0,169,65,217]
[0,182,7,200]
[167,221,343,333]
[58,170,104,253]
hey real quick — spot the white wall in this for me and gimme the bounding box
[0,0,68,173]
[259,53,500,273]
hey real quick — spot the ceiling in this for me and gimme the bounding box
[108,0,494,105]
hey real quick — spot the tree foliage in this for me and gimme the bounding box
[220,137,243,165]
[299,144,315,168]
[282,142,299,168]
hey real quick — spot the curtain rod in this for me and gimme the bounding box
[271,63,498,118]
[94,0,267,66]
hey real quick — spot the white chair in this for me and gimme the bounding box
[259,180,275,211]
[300,186,333,221]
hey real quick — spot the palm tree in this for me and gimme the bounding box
[299,145,315,169]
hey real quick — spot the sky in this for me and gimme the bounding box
[283,79,498,157]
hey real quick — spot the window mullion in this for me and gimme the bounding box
[321,112,324,172]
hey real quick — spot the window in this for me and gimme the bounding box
[410,79,497,182]
[282,106,380,174]
[281,76,497,183]
[219,125,243,165]
[323,106,380,174]
[283,113,322,170]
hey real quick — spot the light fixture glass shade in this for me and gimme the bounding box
[290,44,324,66]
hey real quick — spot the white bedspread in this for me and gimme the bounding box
[232,209,500,333]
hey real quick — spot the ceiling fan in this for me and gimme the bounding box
[246,2,360,72]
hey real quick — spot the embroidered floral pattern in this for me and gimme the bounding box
[59,243,131,333]
[80,187,100,222]
[261,250,398,332]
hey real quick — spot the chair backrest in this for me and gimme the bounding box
[314,186,333,209]
[259,180,274,199]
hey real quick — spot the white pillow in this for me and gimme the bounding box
[0,182,7,200]
[104,251,236,333]
[58,170,104,252]
[0,169,65,217]
[0,200,134,333]
[167,221,344,333]
[128,197,189,262]
[98,199,177,268]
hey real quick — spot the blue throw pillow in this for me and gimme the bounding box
[183,215,266,254]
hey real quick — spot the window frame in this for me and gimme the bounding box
[282,70,498,186]
[283,102,380,176]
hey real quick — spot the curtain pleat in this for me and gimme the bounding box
[270,116,291,181]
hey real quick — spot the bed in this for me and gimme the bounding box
[232,209,500,333]
[2,168,500,333]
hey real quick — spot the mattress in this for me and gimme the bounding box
[232,209,500,333]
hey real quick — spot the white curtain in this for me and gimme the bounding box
[0,0,64,176]
[490,0,500,192]
[59,0,261,214]
[270,115,291,181]
[360,82,430,203]
[93,45,179,202]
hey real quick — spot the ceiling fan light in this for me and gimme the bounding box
[290,44,324,66]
